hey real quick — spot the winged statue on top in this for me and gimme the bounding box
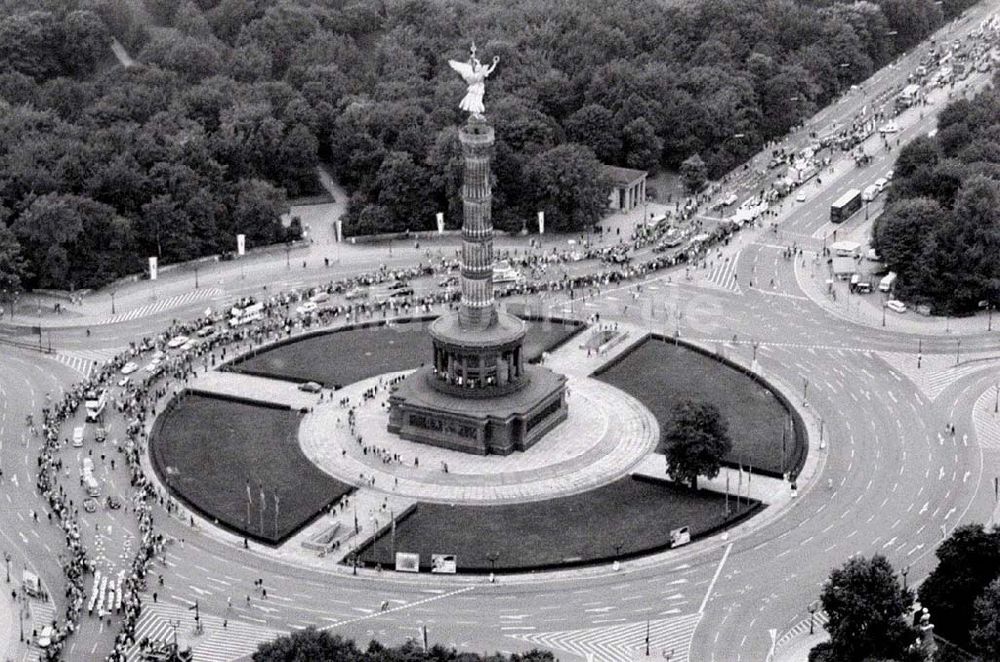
[448,42,500,119]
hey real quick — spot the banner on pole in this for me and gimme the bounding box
[537,211,545,235]
[395,552,420,573]
[436,212,445,235]
[148,256,158,281]
[431,554,456,574]
[237,234,246,256]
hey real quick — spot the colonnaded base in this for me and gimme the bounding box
[387,364,568,455]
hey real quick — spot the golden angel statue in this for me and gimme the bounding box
[448,42,499,118]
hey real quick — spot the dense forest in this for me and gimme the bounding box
[0,0,978,292]
[873,72,1000,314]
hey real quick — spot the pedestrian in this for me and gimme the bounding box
[152,592,157,603]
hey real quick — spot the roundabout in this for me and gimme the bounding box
[3,14,1000,661]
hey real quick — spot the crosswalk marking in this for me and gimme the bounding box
[511,612,701,662]
[775,610,829,651]
[704,251,742,293]
[25,599,56,662]
[47,348,123,378]
[97,288,224,326]
[876,352,1000,401]
[125,601,284,662]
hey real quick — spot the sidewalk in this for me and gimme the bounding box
[0,590,23,662]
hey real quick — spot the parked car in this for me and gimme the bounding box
[298,381,322,393]
[121,362,138,375]
[886,300,907,313]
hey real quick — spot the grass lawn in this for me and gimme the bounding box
[151,394,352,544]
[231,318,581,387]
[597,337,800,476]
[359,477,757,571]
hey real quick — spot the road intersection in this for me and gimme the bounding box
[2,4,1000,661]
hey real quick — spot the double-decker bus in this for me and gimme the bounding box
[84,389,108,422]
[830,189,862,224]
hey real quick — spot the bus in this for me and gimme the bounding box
[84,389,107,422]
[830,189,862,223]
[229,301,264,327]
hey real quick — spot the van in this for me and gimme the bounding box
[862,185,878,202]
[855,280,873,294]
[84,475,100,497]
[72,426,85,447]
[83,458,93,474]
[874,177,888,192]
[886,300,907,313]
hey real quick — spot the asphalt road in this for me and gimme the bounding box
[2,4,1000,661]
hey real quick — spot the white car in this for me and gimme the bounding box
[72,426,85,448]
[795,191,806,202]
[180,340,196,351]
[166,335,189,349]
[296,301,318,315]
[880,121,900,133]
[885,169,894,181]
[121,362,138,375]
[886,300,907,313]
[152,350,165,361]
[144,361,160,373]
[117,376,130,387]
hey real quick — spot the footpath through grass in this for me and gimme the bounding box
[231,318,581,387]
[151,394,352,544]
[597,337,799,476]
[360,477,756,571]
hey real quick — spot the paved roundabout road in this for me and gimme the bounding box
[3,6,1000,660]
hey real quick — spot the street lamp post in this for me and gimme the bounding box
[994,382,998,414]
[194,266,199,290]
[809,601,818,635]
[803,377,809,405]
[110,291,116,315]
[3,552,9,583]
[882,303,886,327]
[956,339,961,365]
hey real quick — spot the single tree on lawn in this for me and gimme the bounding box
[970,577,1000,660]
[664,400,731,489]
[811,554,922,662]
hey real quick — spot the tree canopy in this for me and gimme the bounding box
[252,627,554,662]
[917,523,1000,652]
[811,555,922,662]
[875,76,1000,314]
[0,0,972,288]
[664,400,732,489]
